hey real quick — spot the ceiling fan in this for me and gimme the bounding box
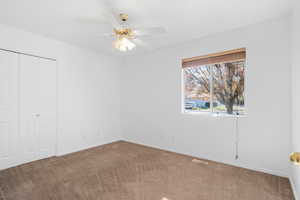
[98,13,167,52]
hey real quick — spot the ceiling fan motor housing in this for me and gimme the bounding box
[120,13,128,21]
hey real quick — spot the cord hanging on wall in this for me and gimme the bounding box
[235,112,240,160]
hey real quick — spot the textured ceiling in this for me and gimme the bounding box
[0,0,292,55]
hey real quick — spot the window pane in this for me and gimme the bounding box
[183,65,211,112]
[212,61,245,115]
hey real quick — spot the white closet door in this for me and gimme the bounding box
[20,55,56,163]
[0,50,19,170]
[36,58,57,159]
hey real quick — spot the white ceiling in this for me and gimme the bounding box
[0,0,292,55]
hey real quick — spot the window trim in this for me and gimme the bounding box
[182,48,246,68]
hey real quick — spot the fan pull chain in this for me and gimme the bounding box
[235,113,239,160]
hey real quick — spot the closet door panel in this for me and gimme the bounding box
[19,55,56,163]
[0,51,19,170]
[20,55,40,163]
[37,58,56,159]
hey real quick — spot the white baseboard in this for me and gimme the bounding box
[123,138,289,177]
[224,160,289,178]
[289,176,299,200]
[56,139,121,156]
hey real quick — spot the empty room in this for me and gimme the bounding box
[0,0,300,199]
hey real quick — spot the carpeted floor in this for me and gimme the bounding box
[0,141,294,200]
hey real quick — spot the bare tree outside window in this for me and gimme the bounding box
[183,61,245,115]
[184,65,211,112]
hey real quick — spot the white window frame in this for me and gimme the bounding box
[181,60,246,117]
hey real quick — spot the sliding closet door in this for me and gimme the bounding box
[0,50,19,170]
[36,58,57,159]
[20,55,56,163]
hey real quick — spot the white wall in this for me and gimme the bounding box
[291,0,300,198]
[0,24,122,155]
[0,15,294,182]
[121,17,291,177]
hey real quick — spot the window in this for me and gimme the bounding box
[182,48,246,115]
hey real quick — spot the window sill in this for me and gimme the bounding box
[182,111,246,118]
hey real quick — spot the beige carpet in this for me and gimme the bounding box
[0,141,294,200]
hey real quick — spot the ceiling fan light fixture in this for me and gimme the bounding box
[113,37,136,52]
[95,13,165,52]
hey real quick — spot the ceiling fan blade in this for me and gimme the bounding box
[131,38,153,51]
[75,17,108,25]
[134,27,166,36]
[99,0,122,28]
[97,33,115,38]
[131,38,147,46]
[71,14,119,31]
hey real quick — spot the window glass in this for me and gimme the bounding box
[184,65,211,112]
[183,60,245,115]
[212,61,245,115]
